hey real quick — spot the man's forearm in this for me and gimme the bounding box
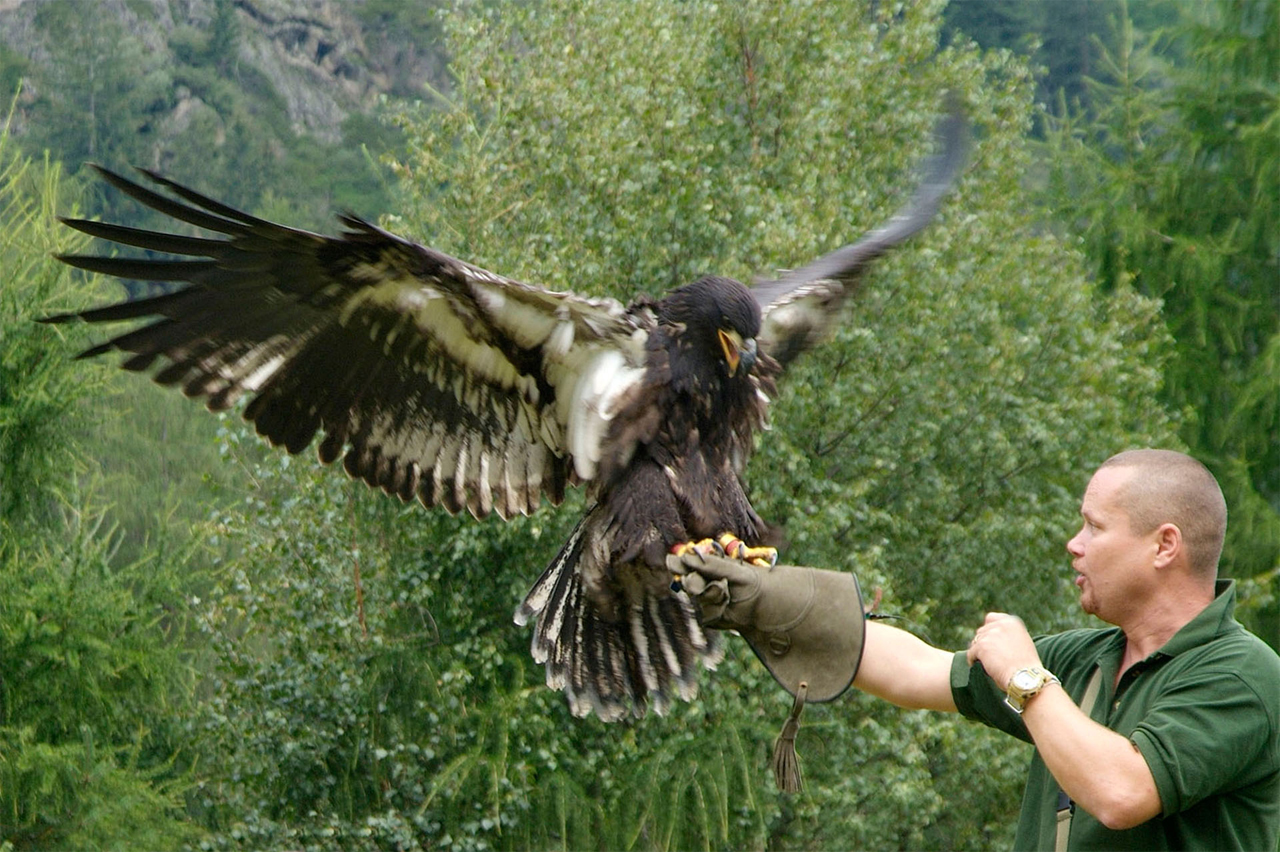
[1021,686,1161,829]
[854,621,958,712]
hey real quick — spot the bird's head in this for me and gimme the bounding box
[659,275,761,383]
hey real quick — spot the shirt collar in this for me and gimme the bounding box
[1152,578,1236,659]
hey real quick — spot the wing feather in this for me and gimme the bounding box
[45,166,651,518]
[754,104,968,367]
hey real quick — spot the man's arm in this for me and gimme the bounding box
[1019,684,1161,828]
[854,620,958,712]
[668,552,1165,825]
[667,551,958,710]
[968,613,1161,829]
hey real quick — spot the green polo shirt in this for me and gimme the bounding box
[951,580,1280,851]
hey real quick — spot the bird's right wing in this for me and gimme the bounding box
[753,104,968,368]
[44,166,651,520]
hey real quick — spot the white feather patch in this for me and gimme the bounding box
[565,349,645,480]
[471,282,560,349]
[546,319,575,357]
[237,351,287,392]
[341,280,528,394]
[649,595,680,677]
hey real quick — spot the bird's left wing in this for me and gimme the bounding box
[753,104,968,368]
[45,166,649,519]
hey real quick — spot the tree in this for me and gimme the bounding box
[185,1,1174,849]
[23,4,170,218]
[0,100,95,526]
[1042,0,1280,648]
[940,0,1178,123]
[0,106,204,852]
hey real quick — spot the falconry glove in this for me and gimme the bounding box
[668,551,866,792]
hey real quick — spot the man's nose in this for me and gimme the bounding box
[1066,529,1084,557]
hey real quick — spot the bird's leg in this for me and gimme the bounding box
[715,532,777,568]
[671,538,726,560]
[667,533,776,593]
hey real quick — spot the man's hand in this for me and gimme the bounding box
[967,613,1162,829]
[965,612,1042,689]
[667,549,865,702]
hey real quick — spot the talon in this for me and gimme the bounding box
[716,533,777,568]
[743,546,778,568]
[671,538,725,561]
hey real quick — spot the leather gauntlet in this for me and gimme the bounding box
[668,551,867,791]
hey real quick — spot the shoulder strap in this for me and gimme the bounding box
[1078,665,1104,717]
[1055,666,1104,852]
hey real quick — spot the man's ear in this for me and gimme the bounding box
[1152,522,1182,569]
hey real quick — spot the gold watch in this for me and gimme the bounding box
[1004,666,1060,714]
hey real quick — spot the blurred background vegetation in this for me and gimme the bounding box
[0,0,1275,849]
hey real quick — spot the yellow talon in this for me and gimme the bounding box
[670,538,725,592]
[716,532,777,568]
[672,538,725,560]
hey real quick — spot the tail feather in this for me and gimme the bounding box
[629,599,661,695]
[649,595,682,684]
[514,516,719,720]
[659,593,717,701]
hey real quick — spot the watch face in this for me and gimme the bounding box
[1012,670,1039,691]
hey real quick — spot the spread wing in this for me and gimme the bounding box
[45,166,651,519]
[754,104,968,367]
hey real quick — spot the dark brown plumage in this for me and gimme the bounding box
[43,107,965,720]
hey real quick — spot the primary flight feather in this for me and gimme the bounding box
[44,106,966,720]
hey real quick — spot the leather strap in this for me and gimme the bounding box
[1055,666,1104,852]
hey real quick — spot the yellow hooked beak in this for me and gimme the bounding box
[718,328,757,377]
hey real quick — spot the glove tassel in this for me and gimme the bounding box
[771,681,808,793]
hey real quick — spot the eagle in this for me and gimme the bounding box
[44,107,965,721]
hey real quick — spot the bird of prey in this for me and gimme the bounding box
[44,106,965,721]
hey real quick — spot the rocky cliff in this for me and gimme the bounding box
[0,0,443,145]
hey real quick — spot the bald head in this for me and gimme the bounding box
[1097,449,1227,577]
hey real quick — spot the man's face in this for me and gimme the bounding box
[1066,466,1155,622]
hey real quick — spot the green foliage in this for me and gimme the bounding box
[0,496,204,851]
[356,0,450,99]
[0,726,196,851]
[389,0,1173,643]
[940,0,1177,119]
[1041,0,1280,646]
[0,107,204,851]
[72,377,245,569]
[21,3,189,224]
[0,46,27,100]
[206,0,241,75]
[190,444,788,851]
[0,503,183,745]
[0,101,96,526]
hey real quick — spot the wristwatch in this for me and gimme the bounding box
[1004,666,1060,714]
